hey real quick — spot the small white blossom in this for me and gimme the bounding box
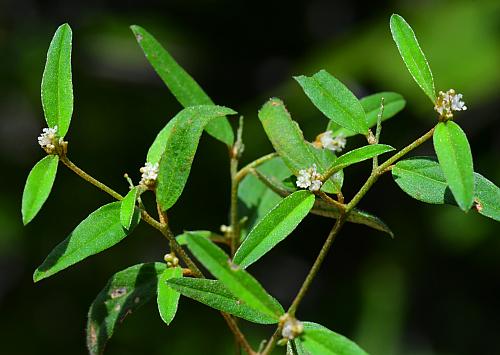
[139,162,159,186]
[296,164,322,191]
[317,130,346,152]
[434,89,467,119]
[38,125,58,152]
[281,316,303,340]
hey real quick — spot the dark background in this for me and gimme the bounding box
[1,0,499,354]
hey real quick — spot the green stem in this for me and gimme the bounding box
[230,157,240,256]
[346,126,435,212]
[235,152,277,182]
[261,215,347,355]
[288,215,346,316]
[60,156,123,201]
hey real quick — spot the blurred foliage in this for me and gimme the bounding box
[0,0,498,354]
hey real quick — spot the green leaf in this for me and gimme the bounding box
[433,121,474,211]
[234,191,315,268]
[176,230,212,245]
[328,92,406,137]
[22,155,59,225]
[87,262,166,355]
[186,233,284,320]
[312,200,394,238]
[390,14,435,102]
[393,157,500,221]
[327,144,395,173]
[120,187,139,229]
[392,157,453,204]
[258,98,340,193]
[146,119,175,164]
[474,173,500,222]
[157,267,182,325]
[33,201,141,282]
[130,25,234,146]
[301,322,368,355]
[41,23,73,137]
[156,105,236,211]
[167,278,279,324]
[295,70,368,135]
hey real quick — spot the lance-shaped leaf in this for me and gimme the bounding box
[474,173,500,222]
[156,105,236,211]
[234,190,315,268]
[87,263,166,355]
[186,233,284,320]
[392,157,453,204]
[433,121,474,211]
[176,230,212,245]
[393,157,500,221]
[22,155,59,225]
[301,322,368,355]
[130,25,234,146]
[295,70,368,135]
[33,201,141,282]
[167,278,279,324]
[328,92,406,137]
[157,267,182,325]
[312,201,394,238]
[258,98,341,193]
[120,187,139,229]
[390,14,435,102]
[41,23,73,137]
[146,119,176,164]
[324,144,395,177]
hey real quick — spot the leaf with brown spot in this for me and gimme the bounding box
[86,263,166,355]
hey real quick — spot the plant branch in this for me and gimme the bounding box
[261,215,347,355]
[235,152,277,182]
[346,126,435,212]
[60,156,123,201]
[59,153,254,354]
[288,214,346,316]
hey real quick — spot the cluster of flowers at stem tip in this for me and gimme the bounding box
[296,163,322,191]
[38,125,63,154]
[313,130,346,152]
[139,162,159,187]
[434,89,467,120]
[280,314,304,340]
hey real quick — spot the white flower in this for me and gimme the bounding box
[434,89,467,119]
[281,316,303,340]
[317,130,346,152]
[37,125,58,152]
[296,164,322,191]
[139,162,159,186]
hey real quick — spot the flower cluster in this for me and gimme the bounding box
[314,130,346,153]
[434,89,467,120]
[296,164,322,191]
[280,314,304,340]
[38,126,59,153]
[139,162,159,187]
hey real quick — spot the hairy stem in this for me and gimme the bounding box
[235,152,277,182]
[288,215,346,316]
[346,126,435,212]
[261,215,347,355]
[230,156,240,256]
[60,156,123,200]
